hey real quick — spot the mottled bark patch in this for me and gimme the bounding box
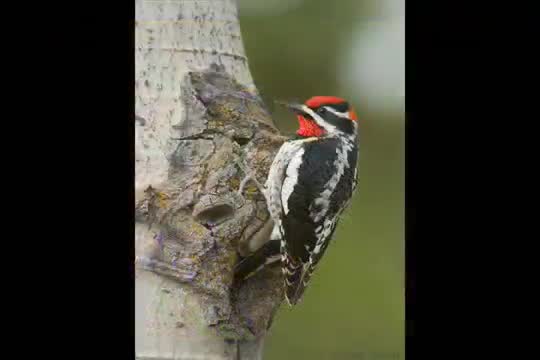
[135,64,287,341]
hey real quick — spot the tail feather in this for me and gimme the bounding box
[284,222,337,305]
[284,260,313,306]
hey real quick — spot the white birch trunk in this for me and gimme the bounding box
[135,1,286,359]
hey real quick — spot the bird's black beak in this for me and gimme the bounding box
[275,100,311,117]
[286,103,308,116]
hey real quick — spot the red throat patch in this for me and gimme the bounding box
[297,115,324,137]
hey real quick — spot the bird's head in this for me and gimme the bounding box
[282,96,358,138]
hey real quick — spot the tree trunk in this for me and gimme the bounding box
[135,1,286,359]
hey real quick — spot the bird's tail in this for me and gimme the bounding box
[284,258,313,306]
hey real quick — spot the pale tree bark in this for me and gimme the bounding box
[135,1,287,359]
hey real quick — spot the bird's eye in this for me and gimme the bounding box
[317,107,327,114]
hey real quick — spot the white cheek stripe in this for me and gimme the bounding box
[299,105,339,135]
[324,106,350,119]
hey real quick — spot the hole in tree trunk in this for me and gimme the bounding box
[195,204,234,226]
[233,136,250,146]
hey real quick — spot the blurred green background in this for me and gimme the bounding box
[238,0,404,359]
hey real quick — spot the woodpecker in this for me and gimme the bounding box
[236,96,359,306]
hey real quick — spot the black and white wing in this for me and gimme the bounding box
[281,138,358,305]
[235,139,305,280]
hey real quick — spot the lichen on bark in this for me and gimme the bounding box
[136,63,287,354]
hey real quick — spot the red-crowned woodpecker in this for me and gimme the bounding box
[236,96,359,306]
